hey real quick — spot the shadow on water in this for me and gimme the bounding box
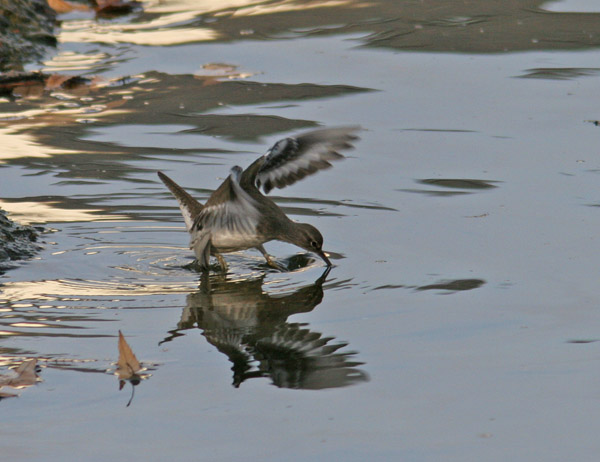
[160,268,368,390]
[415,278,486,293]
[515,67,600,79]
[372,278,486,294]
[0,71,373,178]
[399,178,500,197]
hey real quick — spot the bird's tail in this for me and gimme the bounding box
[157,171,204,233]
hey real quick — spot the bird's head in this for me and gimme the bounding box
[292,223,332,266]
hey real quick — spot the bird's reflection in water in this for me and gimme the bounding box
[161,267,368,389]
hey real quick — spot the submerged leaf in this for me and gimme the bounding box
[0,359,41,399]
[0,359,39,388]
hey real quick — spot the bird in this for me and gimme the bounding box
[157,125,360,271]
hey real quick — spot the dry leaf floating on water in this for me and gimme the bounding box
[117,330,142,382]
[116,331,151,406]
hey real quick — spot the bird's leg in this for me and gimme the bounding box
[215,253,228,272]
[256,245,281,269]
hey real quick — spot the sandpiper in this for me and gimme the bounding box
[158,126,359,270]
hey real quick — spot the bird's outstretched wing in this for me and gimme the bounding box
[191,167,261,267]
[157,171,204,233]
[248,126,360,194]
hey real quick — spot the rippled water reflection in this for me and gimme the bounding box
[161,269,368,389]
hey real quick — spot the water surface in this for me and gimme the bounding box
[2,0,600,460]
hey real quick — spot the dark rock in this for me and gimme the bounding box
[0,209,42,272]
[0,0,57,71]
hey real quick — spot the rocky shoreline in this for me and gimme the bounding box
[0,0,56,71]
[0,209,42,272]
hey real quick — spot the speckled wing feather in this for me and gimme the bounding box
[191,167,261,264]
[254,126,360,194]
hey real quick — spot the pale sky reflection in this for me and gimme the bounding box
[59,14,220,46]
[145,0,365,16]
[1,279,195,301]
[57,0,367,46]
[227,0,364,17]
[0,200,128,225]
[43,51,111,73]
[0,125,81,162]
[0,102,129,162]
[145,0,260,14]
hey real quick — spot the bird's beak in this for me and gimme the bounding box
[316,249,332,267]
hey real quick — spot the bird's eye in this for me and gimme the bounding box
[310,240,319,249]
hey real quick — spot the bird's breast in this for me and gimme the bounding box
[207,230,266,252]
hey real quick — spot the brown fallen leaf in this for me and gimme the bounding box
[47,0,90,14]
[0,71,100,98]
[117,330,142,381]
[116,330,147,406]
[194,63,255,87]
[95,0,142,17]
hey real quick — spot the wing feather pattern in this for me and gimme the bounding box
[157,171,204,232]
[255,126,360,194]
[191,167,261,263]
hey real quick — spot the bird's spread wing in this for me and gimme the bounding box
[194,167,260,235]
[191,167,261,263]
[253,126,360,194]
[157,171,204,233]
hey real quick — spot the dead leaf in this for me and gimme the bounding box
[0,359,41,398]
[0,359,39,388]
[1,72,100,98]
[116,330,142,381]
[195,63,254,86]
[47,0,90,14]
[116,331,148,406]
[95,0,142,17]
